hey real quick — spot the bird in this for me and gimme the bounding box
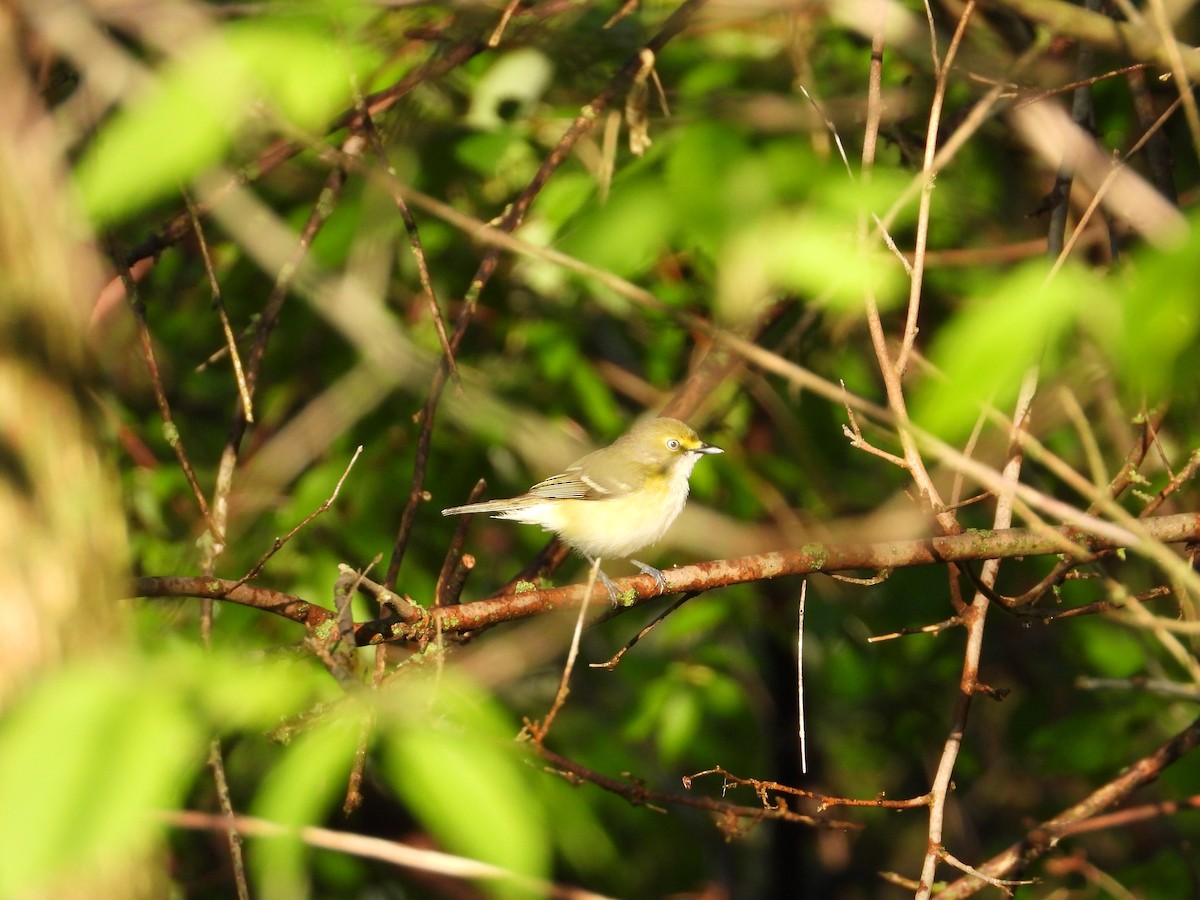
[441,417,723,603]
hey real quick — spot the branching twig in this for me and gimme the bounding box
[936,713,1200,899]
[916,367,1038,899]
[223,445,363,595]
[535,745,853,831]
[112,250,220,541]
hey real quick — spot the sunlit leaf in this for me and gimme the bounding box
[75,21,378,224]
[1104,225,1200,399]
[557,179,675,277]
[0,658,201,896]
[913,261,1106,439]
[717,211,904,323]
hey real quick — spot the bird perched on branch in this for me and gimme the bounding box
[442,417,723,603]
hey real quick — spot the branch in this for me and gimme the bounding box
[977,0,1200,80]
[532,744,854,832]
[163,809,602,899]
[936,713,1200,898]
[133,512,1200,643]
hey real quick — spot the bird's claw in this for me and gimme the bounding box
[631,559,669,595]
[595,568,626,607]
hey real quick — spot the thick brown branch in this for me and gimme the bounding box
[134,512,1200,644]
[390,511,1200,639]
[135,576,337,632]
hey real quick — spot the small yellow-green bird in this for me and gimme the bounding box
[441,417,722,602]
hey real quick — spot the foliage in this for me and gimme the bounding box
[4,1,1200,898]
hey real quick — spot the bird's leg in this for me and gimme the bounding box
[631,559,669,595]
[584,556,625,606]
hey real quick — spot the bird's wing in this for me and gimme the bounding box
[524,456,636,501]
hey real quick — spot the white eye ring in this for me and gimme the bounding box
[666,438,681,451]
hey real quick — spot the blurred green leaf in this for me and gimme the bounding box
[1071,619,1146,678]
[251,715,362,896]
[455,132,537,180]
[557,178,675,277]
[913,261,1106,439]
[0,657,200,895]
[75,21,378,224]
[379,675,549,897]
[717,210,904,323]
[1105,225,1200,399]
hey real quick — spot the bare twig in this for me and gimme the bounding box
[112,250,221,541]
[356,103,458,382]
[527,559,600,743]
[896,1,976,376]
[185,195,254,422]
[162,809,614,899]
[589,592,698,671]
[534,747,852,830]
[434,479,486,607]
[223,445,363,595]
[797,579,808,775]
[685,765,930,811]
[916,367,1038,900]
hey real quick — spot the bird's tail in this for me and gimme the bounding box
[441,498,527,517]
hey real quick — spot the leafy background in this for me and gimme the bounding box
[3,0,1200,898]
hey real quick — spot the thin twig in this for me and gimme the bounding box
[163,809,614,899]
[356,102,458,382]
[434,478,486,607]
[224,445,363,594]
[916,365,1038,900]
[536,746,852,829]
[185,194,254,422]
[112,248,221,541]
[896,1,976,376]
[797,579,807,775]
[528,558,600,743]
[589,592,697,671]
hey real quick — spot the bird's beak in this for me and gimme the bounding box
[695,442,723,455]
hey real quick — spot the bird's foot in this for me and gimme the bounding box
[584,562,626,607]
[631,559,669,595]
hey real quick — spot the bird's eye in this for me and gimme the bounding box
[666,438,681,451]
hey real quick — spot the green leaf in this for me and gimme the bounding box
[716,210,904,323]
[75,21,378,224]
[250,715,362,896]
[379,676,548,897]
[557,179,675,278]
[0,658,201,896]
[913,261,1106,439]
[1105,226,1200,399]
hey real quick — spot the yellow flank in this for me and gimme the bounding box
[496,468,688,559]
